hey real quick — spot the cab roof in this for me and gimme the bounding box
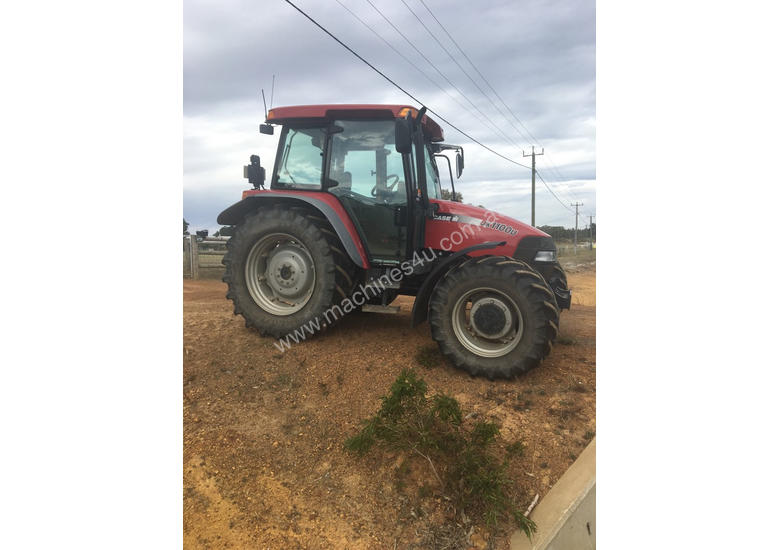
[266,104,444,142]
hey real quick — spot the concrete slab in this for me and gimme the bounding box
[511,438,596,550]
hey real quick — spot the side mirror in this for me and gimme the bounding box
[395,117,413,154]
[259,124,274,135]
[244,154,266,188]
[456,152,464,178]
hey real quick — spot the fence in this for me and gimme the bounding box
[182,236,594,279]
[556,241,595,257]
[183,235,228,280]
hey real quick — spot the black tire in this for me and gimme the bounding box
[222,205,354,338]
[428,256,560,379]
[535,261,569,310]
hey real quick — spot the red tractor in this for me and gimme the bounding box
[218,104,571,379]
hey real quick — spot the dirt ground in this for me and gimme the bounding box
[183,265,595,549]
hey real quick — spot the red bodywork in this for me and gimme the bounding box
[267,104,444,142]
[240,189,550,266]
[241,188,371,268]
[426,199,550,257]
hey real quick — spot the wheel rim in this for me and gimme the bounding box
[244,233,315,316]
[451,287,524,358]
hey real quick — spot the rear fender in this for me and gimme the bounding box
[217,191,369,269]
[410,241,505,327]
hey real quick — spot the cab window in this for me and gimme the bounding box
[273,126,325,189]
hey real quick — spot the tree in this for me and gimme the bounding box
[441,189,463,202]
[183,218,190,235]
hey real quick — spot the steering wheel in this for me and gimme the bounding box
[371,174,401,197]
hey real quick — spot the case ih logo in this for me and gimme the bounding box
[480,219,518,236]
[432,213,460,222]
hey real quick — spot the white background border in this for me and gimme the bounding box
[2,0,779,547]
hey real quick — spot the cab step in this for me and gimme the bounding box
[361,304,401,314]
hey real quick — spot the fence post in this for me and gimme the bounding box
[183,238,191,278]
[190,235,199,280]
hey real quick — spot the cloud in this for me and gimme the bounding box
[184,0,595,232]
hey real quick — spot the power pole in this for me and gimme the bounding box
[588,215,594,249]
[571,202,583,254]
[523,146,544,227]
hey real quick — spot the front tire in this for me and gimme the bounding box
[428,256,560,379]
[222,205,353,338]
[535,261,570,310]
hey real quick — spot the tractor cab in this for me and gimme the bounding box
[250,104,460,266]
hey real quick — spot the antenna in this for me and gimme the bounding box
[261,89,268,119]
[270,74,275,109]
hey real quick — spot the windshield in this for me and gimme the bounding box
[419,145,442,199]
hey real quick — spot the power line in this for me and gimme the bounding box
[416,0,581,197]
[536,165,580,204]
[539,154,585,203]
[362,0,524,156]
[332,0,492,138]
[282,0,533,172]
[416,0,537,144]
[535,170,575,213]
[398,0,525,153]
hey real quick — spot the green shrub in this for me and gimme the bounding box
[345,369,536,538]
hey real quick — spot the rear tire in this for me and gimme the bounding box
[222,205,354,338]
[428,256,559,379]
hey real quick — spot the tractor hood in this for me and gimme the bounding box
[431,199,549,237]
[426,199,553,258]
[425,199,555,259]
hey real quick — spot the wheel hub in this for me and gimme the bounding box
[244,234,316,316]
[266,244,314,300]
[451,288,524,358]
[470,297,513,339]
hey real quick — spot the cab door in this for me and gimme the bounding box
[326,119,410,265]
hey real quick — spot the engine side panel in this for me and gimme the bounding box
[424,199,549,255]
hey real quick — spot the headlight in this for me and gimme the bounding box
[534,250,556,262]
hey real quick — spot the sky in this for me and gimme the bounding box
[184,0,595,234]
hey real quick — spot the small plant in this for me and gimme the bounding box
[345,369,536,538]
[415,345,441,369]
[506,441,526,457]
[583,430,595,442]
